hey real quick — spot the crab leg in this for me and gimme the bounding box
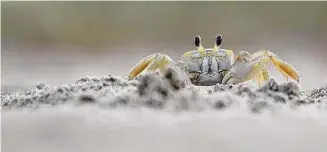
[255,65,270,87]
[250,50,299,83]
[128,53,175,80]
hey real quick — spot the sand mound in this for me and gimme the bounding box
[2,69,326,112]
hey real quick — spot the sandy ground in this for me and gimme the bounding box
[2,105,327,152]
[2,60,327,152]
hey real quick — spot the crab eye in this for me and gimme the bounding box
[194,35,201,47]
[216,34,223,46]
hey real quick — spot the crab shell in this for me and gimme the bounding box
[180,48,234,86]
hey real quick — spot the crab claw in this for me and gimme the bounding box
[222,57,270,87]
[250,50,300,83]
[128,53,175,80]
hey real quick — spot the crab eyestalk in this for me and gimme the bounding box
[213,34,223,52]
[194,35,205,54]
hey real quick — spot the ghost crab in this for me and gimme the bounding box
[127,34,300,87]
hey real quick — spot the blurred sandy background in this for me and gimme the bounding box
[2,1,327,92]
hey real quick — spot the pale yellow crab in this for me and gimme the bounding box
[127,34,300,87]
